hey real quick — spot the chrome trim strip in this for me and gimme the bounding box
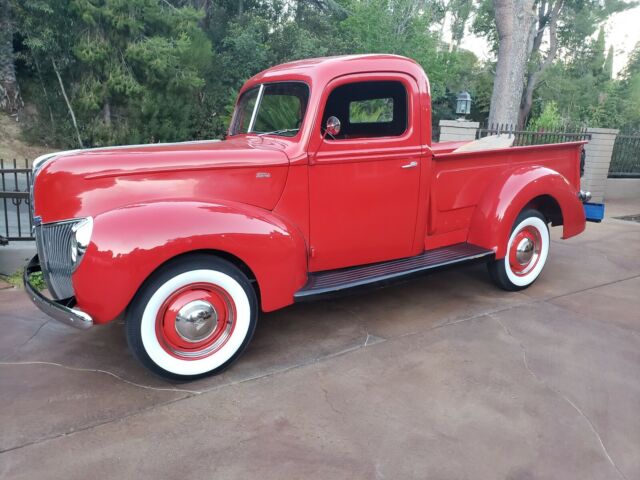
[248,84,265,133]
[32,152,66,174]
[23,255,93,330]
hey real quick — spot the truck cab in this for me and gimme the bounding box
[25,55,589,379]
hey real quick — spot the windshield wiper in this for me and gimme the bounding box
[257,128,299,137]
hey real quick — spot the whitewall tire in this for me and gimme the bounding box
[488,209,550,291]
[126,254,258,380]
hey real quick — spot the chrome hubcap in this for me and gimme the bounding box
[515,238,535,265]
[175,300,218,343]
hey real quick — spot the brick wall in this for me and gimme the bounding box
[438,120,479,142]
[581,128,619,203]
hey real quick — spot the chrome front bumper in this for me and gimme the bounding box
[23,255,93,330]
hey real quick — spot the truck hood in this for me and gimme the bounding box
[33,136,291,223]
[35,136,289,177]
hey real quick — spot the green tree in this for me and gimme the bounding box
[8,0,634,149]
[529,101,562,130]
[617,42,640,131]
[474,0,635,127]
[0,0,22,112]
[13,0,83,144]
[13,0,212,146]
[529,33,639,130]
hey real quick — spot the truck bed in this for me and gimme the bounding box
[426,141,585,249]
[430,140,469,154]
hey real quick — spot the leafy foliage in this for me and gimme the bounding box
[473,0,636,127]
[350,98,394,123]
[529,35,640,132]
[6,0,639,147]
[2,269,45,290]
[528,101,562,131]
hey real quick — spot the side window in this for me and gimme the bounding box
[350,98,394,123]
[322,80,407,139]
[230,82,309,136]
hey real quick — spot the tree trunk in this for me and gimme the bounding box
[103,100,111,126]
[52,58,84,148]
[32,54,55,127]
[488,0,536,128]
[517,0,562,127]
[0,0,22,114]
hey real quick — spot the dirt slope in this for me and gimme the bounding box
[0,114,51,164]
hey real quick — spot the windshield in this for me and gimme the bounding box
[229,82,309,137]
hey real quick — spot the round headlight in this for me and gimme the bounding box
[71,217,93,268]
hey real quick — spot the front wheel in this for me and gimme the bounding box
[126,254,258,380]
[488,209,550,291]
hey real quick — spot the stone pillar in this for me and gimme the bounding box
[581,128,619,203]
[438,119,479,142]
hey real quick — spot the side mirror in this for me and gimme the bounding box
[325,116,341,138]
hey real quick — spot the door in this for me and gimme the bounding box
[308,75,422,272]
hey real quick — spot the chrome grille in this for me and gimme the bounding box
[35,220,79,299]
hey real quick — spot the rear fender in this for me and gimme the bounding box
[467,166,585,258]
[73,200,308,324]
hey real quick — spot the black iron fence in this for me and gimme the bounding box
[431,123,441,144]
[1,126,634,243]
[609,134,640,178]
[476,123,591,146]
[1,159,34,243]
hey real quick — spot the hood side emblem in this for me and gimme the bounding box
[256,172,271,179]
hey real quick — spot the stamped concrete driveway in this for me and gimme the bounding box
[1,200,639,480]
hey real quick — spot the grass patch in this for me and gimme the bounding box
[1,269,45,290]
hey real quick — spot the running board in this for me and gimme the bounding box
[295,243,494,300]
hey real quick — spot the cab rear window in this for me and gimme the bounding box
[323,81,407,139]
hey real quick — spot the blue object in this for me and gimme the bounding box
[584,202,605,223]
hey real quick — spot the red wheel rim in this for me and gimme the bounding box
[508,226,542,276]
[155,282,236,360]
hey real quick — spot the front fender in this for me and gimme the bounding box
[73,200,308,324]
[467,166,586,258]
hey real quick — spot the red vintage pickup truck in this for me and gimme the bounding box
[25,55,592,379]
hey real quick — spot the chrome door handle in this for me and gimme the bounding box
[401,161,418,169]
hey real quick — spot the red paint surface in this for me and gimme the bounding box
[508,228,542,276]
[156,283,236,360]
[33,55,587,324]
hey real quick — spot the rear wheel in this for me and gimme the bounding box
[488,209,550,291]
[126,254,257,380]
